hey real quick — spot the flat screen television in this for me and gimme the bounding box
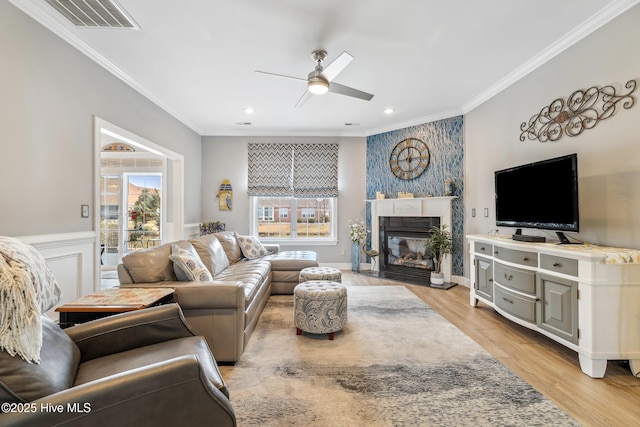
[495,153,579,244]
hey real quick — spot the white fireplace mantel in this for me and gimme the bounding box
[367,197,457,282]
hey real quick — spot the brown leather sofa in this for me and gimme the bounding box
[0,304,235,427]
[117,231,318,362]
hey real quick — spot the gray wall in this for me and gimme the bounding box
[201,136,367,263]
[465,3,640,276]
[0,2,202,237]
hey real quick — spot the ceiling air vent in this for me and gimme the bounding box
[45,0,139,29]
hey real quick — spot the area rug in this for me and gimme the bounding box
[219,286,578,426]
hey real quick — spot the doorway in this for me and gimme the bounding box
[99,171,163,270]
[94,118,184,289]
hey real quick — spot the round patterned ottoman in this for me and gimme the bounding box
[293,281,347,340]
[299,266,342,283]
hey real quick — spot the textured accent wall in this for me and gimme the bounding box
[366,116,464,276]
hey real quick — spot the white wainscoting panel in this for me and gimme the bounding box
[184,223,201,240]
[18,232,97,318]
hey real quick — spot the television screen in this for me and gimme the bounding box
[495,154,579,236]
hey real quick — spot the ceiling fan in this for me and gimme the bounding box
[256,50,374,107]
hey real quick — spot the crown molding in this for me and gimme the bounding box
[364,108,464,137]
[462,0,640,114]
[201,127,369,138]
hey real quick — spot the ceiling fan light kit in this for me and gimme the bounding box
[308,74,329,95]
[308,50,330,95]
[256,49,374,107]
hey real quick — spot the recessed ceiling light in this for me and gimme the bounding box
[244,107,254,114]
[384,108,395,115]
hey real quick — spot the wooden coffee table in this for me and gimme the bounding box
[56,287,175,328]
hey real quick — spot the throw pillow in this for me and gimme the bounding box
[122,244,176,283]
[169,244,213,282]
[236,234,270,260]
[189,234,230,276]
[214,231,243,264]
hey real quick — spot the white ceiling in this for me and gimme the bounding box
[11,0,639,136]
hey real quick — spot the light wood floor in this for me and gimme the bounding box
[344,271,640,427]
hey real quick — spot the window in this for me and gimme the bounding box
[253,197,336,241]
[258,206,274,221]
[248,143,338,244]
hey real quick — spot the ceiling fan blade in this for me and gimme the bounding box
[320,51,353,82]
[328,82,374,101]
[255,70,306,82]
[295,90,312,108]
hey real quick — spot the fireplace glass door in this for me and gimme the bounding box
[387,235,433,269]
[379,216,440,284]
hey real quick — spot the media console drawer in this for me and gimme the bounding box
[494,246,538,268]
[494,262,536,295]
[474,242,493,256]
[495,284,537,323]
[540,254,578,277]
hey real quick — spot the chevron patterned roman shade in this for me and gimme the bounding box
[248,143,338,197]
[247,143,293,197]
[293,143,338,197]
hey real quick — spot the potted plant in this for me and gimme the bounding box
[424,224,453,287]
[200,221,225,236]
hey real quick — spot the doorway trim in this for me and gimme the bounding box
[93,117,185,289]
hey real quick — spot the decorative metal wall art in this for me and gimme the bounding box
[520,79,637,142]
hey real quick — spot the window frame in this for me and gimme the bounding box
[249,197,338,246]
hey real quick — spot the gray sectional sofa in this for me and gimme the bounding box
[117,231,318,362]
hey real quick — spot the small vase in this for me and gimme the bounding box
[444,179,453,196]
[351,242,361,273]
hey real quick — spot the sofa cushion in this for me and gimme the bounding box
[213,231,243,264]
[74,335,229,398]
[190,235,230,276]
[264,250,319,270]
[169,244,213,282]
[0,317,80,403]
[122,243,177,283]
[236,234,270,259]
[214,260,271,304]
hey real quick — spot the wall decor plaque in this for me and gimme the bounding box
[520,79,637,142]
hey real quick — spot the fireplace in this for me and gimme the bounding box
[367,197,455,284]
[379,216,440,284]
